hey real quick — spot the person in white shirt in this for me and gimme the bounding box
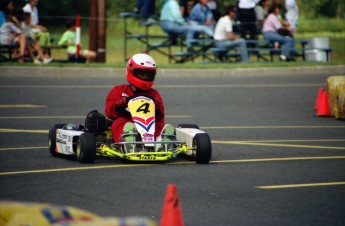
[213,5,248,62]
[285,0,298,35]
[22,0,51,49]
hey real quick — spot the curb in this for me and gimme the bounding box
[0,65,344,78]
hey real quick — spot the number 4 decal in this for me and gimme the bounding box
[137,103,150,114]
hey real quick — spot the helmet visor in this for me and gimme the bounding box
[133,69,156,81]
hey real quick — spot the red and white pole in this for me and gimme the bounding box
[76,15,81,56]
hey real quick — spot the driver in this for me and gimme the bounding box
[105,53,166,143]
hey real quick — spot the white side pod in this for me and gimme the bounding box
[175,128,205,155]
[56,129,84,155]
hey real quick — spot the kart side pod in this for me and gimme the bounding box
[175,127,203,146]
[176,127,210,155]
[55,129,84,155]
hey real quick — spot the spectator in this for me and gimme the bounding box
[213,5,249,62]
[134,0,156,24]
[0,0,9,27]
[207,0,220,22]
[58,19,96,63]
[179,0,196,19]
[255,0,269,32]
[160,0,213,51]
[262,3,295,61]
[285,0,298,35]
[271,0,283,19]
[0,14,26,63]
[188,0,214,37]
[22,12,52,63]
[22,0,52,49]
[237,0,260,40]
[0,0,20,28]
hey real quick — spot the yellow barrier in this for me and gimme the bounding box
[0,200,157,226]
[327,75,345,119]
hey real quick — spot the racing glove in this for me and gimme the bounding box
[114,96,130,115]
[156,108,162,116]
[115,96,129,107]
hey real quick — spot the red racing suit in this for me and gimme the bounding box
[105,84,165,143]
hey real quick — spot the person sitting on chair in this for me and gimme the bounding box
[262,3,295,61]
[160,0,213,52]
[188,0,214,37]
[58,19,96,62]
[213,5,249,62]
[0,14,26,63]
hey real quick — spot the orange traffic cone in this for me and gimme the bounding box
[160,184,184,226]
[314,87,325,110]
[316,90,331,117]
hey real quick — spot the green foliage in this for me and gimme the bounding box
[298,18,345,33]
[299,0,345,18]
[106,1,135,16]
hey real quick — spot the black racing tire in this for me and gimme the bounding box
[178,124,199,129]
[48,124,66,157]
[77,133,96,163]
[193,133,212,164]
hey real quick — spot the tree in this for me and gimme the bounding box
[300,0,344,18]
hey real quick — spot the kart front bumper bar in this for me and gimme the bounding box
[98,143,190,161]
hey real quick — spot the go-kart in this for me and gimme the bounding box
[48,96,212,164]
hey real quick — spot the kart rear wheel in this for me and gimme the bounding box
[77,133,96,163]
[48,124,66,157]
[193,133,212,164]
[178,124,199,129]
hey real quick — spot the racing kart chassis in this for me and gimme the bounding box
[49,119,212,164]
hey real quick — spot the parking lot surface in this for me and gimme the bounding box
[1,67,344,225]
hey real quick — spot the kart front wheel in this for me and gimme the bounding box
[193,133,212,164]
[77,133,96,163]
[48,124,66,157]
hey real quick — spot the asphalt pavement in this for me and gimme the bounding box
[0,66,345,226]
